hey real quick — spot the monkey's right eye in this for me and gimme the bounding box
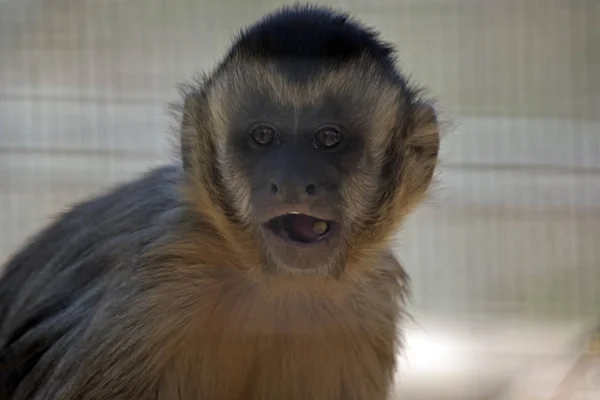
[251,126,276,146]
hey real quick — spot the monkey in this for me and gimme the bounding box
[0,5,439,400]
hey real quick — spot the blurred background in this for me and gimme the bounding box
[0,0,598,398]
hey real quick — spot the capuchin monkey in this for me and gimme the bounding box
[0,5,439,400]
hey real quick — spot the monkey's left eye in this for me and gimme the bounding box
[312,127,343,149]
[251,126,276,146]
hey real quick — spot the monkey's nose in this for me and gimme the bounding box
[268,181,318,198]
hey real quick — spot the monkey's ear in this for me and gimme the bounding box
[180,91,202,171]
[400,101,440,195]
[411,102,440,160]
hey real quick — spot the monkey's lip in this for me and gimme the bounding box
[264,212,336,246]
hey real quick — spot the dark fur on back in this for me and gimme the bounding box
[0,167,186,398]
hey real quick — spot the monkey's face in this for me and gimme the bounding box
[228,99,361,273]
[203,60,410,275]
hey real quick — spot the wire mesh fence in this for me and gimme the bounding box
[0,1,598,399]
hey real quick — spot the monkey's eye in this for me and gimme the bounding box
[251,126,276,146]
[312,127,343,149]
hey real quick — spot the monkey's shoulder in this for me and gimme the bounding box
[4,164,184,262]
[0,165,191,397]
[0,165,186,324]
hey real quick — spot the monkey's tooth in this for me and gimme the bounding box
[312,220,328,235]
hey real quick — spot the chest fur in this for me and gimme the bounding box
[158,289,400,400]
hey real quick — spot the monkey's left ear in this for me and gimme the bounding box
[412,102,440,158]
[400,101,440,195]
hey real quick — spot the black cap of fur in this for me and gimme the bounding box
[228,4,399,79]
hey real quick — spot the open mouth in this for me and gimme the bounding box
[265,213,334,245]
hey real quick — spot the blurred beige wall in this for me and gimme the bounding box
[1,0,598,119]
[0,1,599,399]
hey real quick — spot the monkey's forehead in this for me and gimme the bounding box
[203,57,401,155]
[207,56,401,114]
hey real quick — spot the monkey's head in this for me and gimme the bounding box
[179,5,439,279]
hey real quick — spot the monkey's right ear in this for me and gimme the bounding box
[180,91,203,171]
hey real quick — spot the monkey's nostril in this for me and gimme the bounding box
[305,183,316,196]
[269,182,279,194]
